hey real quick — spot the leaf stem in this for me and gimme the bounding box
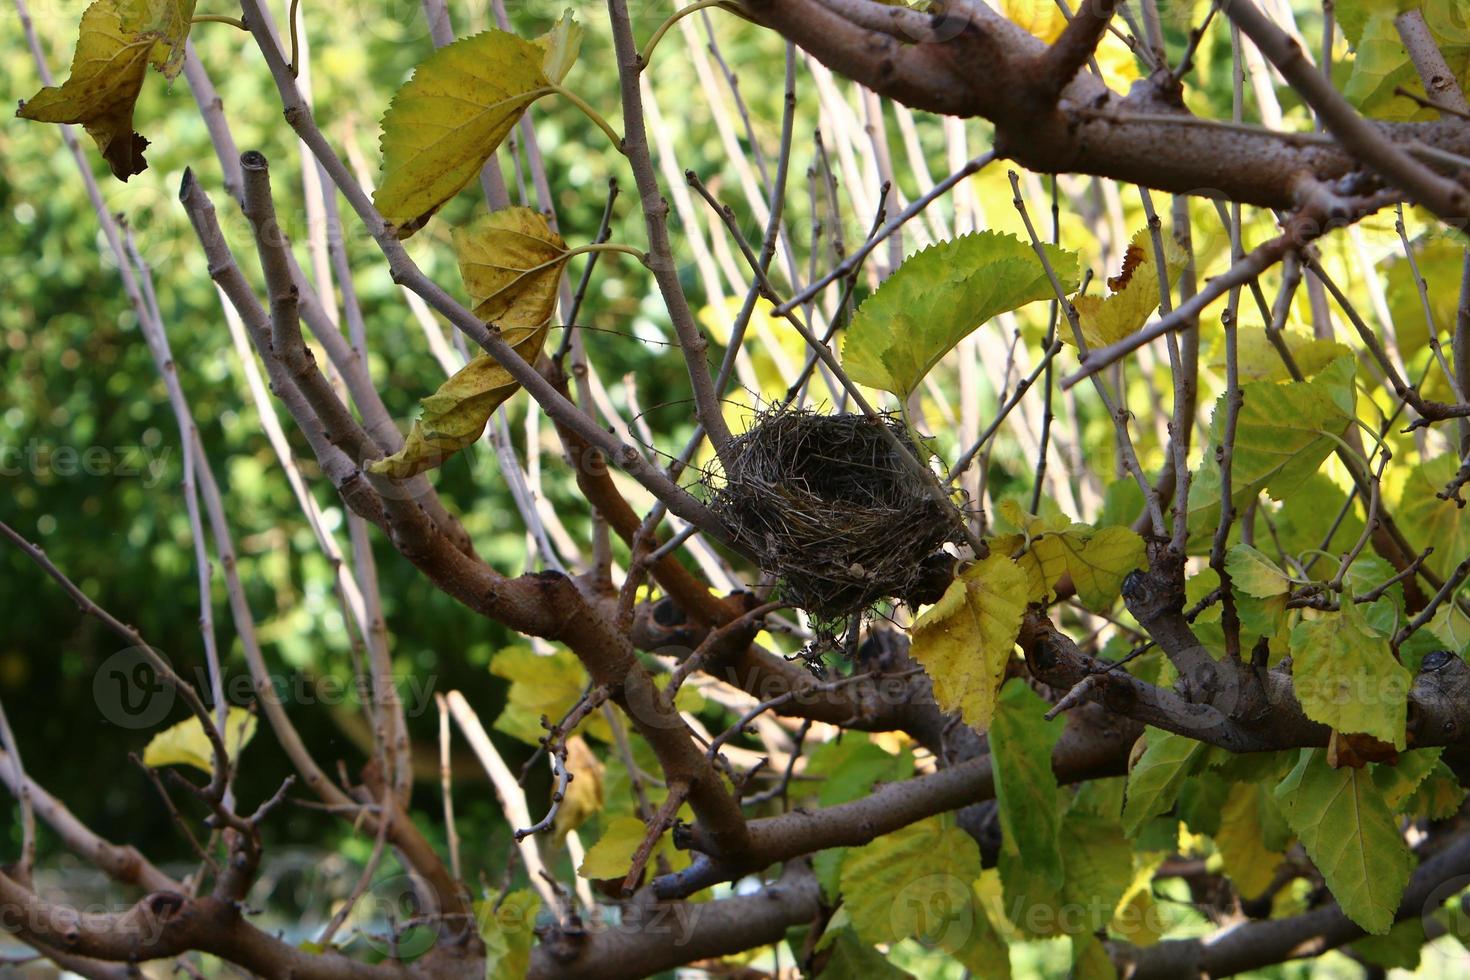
[191,14,248,29]
[548,84,623,149]
[566,242,648,264]
[638,0,727,69]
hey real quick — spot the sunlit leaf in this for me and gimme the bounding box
[16,0,197,180]
[142,706,255,775]
[488,647,611,746]
[1274,748,1414,934]
[1190,356,1355,530]
[453,206,571,326]
[368,208,565,478]
[1225,544,1292,598]
[374,13,580,235]
[841,231,1078,398]
[909,553,1028,732]
[1001,501,1146,611]
[1068,227,1188,349]
[1399,454,1470,582]
[1290,603,1411,749]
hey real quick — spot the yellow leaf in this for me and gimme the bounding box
[369,207,566,478]
[1008,508,1146,611]
[367,325,548,478]
[1214,781,1284,899]
[487,647,612,746]
[909,554,1028,732]
[554,735,604,842]
[1068,228,1188,349]
[534,9,583,85]
[373,13,580,236]
[142,706,256,776]
[452,207,570,327]
[16,0,196,180]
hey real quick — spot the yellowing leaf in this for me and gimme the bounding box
[1225,544,1293,598]
[1001,0,1140,88]
[1219,328,1350,383]
[534,10,583,85]
[578,814,687,880]
[1068,228,1188,349]
[369,208,565,478]
[1274,748,1414,934]
[367,325,548,478]
[841,231,1079,398]
[909,554,1028,732]
[453,207,570,326]
[1290,604,1411,749]
[1214,781,1285,899]
[488,647,611,746]
[838,815,983,946]
[373,13,580,236]
[1005,505,1146,611]
[142,706,256,775]
[125,0,197,80]
[553,735,604,841]
[16,0,196,180]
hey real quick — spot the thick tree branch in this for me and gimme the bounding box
[652,702,1136,898]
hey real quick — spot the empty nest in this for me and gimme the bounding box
[706,409,959,640]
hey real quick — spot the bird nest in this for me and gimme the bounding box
[706,409,959,645]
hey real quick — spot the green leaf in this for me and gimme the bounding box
[804,738,913,808]
[1290,603,1411,749]
[1072,934,1119,980]
[1274,748,1414,934]
[489,646,611,746]
[1344,12,1429,119]
[476,888,539,979]
[1402,759,1468,819]
[1400,454,1470,582]
[815,926,917,979]
[1000,501,1147,611]
[838,815,983,946]
[1224,544,1292,597]
[577,814,685,879]
[909,554,1028,732]
[1123,728,1207,835]
[1352,918,1426,971]
[1189,356,1355,530]
[374,13,581,236]
[141,706,255,776]
[1219,328,1350,384]
[990,682,1066,887]
[1068,227,1188,349]
[841,231,1079,397]
[16,0,197,180]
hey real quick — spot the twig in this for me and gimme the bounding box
[620,780,690,896]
